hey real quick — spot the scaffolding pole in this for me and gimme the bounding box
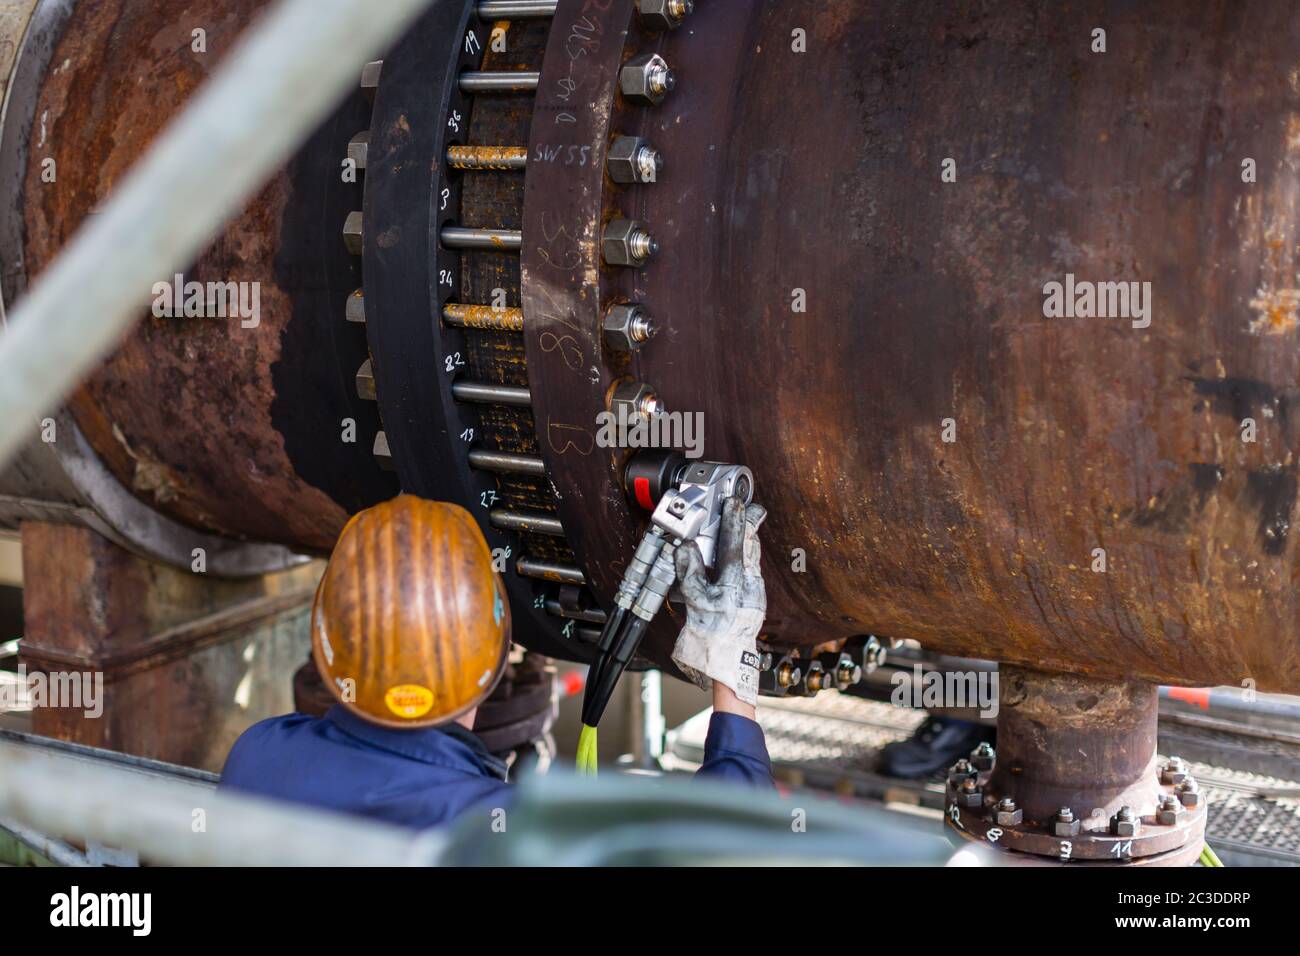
[0,739,446,867]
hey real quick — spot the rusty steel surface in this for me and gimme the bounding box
[519,0,1300,692]
[20,522,317,770]
[19,0,394,552]
[443,303,525,331]
[447,144,529,170]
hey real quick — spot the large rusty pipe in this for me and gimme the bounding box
[524,0,1300,691]
[0,0,436,471]
[7,0,403,553]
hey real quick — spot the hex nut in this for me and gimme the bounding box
[355,358,376,401]
[958,782,984,809]
[346,289,366,324]
[347,131,369,170]
[804,662,829,693]
[638,0,693,32]
[947,759,975,788]
[862,636,887,672]
[360,60,383,95]
[611,380,661,424]
[1110,806,1141,837]
[1053,809,1082,837]
[1160,757,1188,786]
[620,53,676,106]
[372,430,394,471]
[608,136,663,185]
[1177,780,1202,809]
[602,218,659,267]
[970,742,996,772]
[603,303,655,352]
[1156,798,1186,826]
[994,799,1023,827]
[343,211,363,256]
[835,656,862,687]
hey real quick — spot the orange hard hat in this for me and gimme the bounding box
[311,495,510,728]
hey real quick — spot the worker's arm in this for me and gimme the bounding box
[695,681,774,786]
[673,497,775,787]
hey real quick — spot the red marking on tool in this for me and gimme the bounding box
[561,671,585,698]
[1167,686,1212,710]
[633,476,655,510]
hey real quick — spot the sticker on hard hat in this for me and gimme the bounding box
[384,684,435,719]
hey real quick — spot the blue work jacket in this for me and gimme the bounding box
[220,704,773,830]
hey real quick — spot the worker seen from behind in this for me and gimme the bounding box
[220,493,773,829]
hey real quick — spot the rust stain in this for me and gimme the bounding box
[21,0,351,550]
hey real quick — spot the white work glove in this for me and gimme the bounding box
[671,496,767,706]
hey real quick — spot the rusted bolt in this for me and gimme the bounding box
[608,136,664,185]
[804,662,830,693]
[603,303,656,352]
[835,653,862,687]
[620,53,676,106]
[1157,794,1185,825]
[1176,778,1202,809]
[970,741,995,771]
[603,218,659,267]
[638,0,693,32]
[862,635,887,672]
[1160,756,1188,786]
[994,797,1023,826]
[1053,807,1081,837]
[958,777,983,808]
[611,381,663,424]
[947,758,975,787]
[775,659,800,689]
[1110,805,1141,837]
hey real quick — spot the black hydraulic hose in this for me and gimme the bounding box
[582,615,651,729]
